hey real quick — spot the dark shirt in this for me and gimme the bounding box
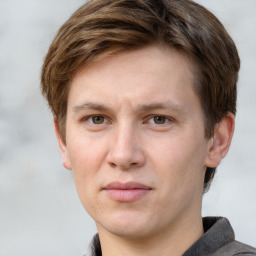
[83,217,256,256]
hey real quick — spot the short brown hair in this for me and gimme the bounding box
[41,0,240,191]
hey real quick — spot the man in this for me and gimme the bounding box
[41,0,256,255]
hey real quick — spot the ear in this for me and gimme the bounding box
[54,118,72,170]
[204,112,235,168]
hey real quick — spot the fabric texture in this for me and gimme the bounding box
[82,217,256,256]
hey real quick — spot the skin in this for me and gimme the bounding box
[55,45,234,256]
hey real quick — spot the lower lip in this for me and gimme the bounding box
[105,189,151,202]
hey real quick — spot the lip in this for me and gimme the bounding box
[104,182,152,202]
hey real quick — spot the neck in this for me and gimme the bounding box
[97,214,204,256]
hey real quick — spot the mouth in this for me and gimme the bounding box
[103,182,152,202]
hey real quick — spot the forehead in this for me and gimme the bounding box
[68,45,199,113]
[74,45,195,81]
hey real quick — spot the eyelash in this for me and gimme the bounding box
[146,115,172,125]
[83,115,108,125]
[82,115,173,126]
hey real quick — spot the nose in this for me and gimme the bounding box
[106,124,146,170]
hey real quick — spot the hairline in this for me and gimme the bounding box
[58,44,208,140]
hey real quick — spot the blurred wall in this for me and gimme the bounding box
[0,0,255,255]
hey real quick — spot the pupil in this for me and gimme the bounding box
[154,116,165,124]
[93,116,104,124]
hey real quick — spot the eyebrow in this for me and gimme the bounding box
[72,101,186,114]
[139,102,186,113]
[72,102,110,113]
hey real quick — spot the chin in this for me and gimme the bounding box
[97,211,159,239]
[106,225,153,239]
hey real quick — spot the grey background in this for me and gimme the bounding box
[0,0,255,255]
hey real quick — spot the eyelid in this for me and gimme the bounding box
[146,115,173,124]
[80,114,173,126]
[82,115,110,124]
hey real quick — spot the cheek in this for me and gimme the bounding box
[67,135,108,200]
[68,133,107,171]
[147,134,206,192]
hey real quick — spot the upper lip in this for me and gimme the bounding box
[104,182,151,190]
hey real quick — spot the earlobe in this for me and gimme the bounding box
[54,118,72,170]
[205,113,235,168]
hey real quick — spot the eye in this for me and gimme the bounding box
[147,115,171,125]
[89,115,106,124]
[152,116,167,124]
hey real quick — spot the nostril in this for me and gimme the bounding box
[109,162,117,168]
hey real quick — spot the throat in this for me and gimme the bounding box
[96,217,204,256]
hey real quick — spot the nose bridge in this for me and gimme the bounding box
[107,120,144,169]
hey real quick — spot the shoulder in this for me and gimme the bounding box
[212,240,256,256]
[232,240,256,255]
[184,217,256,256]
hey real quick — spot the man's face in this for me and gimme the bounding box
[59,46,214,239]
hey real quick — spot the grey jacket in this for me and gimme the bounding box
[83,217,256,256]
